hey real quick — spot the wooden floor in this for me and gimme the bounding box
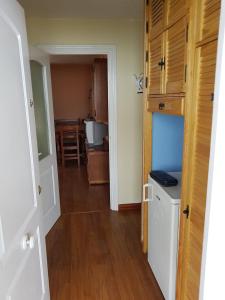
[46,165,164,300]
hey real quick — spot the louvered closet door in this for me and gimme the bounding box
[166,0,187,27]
[200,0,221,40]
[185,40,217,300]
[165,17,187,94]
[149,0,165,40]
[149,34,164,94]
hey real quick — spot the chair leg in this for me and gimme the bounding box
[77,133,80,167]
[77,145,80,167]
[62,149,65,168]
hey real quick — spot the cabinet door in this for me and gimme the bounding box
[200,0,221,41]
[93,59,108,123]
[165,17,187,94]
[149,34,164,94]
[166,0,187,27]
[179,40,217,299]
[149,0,165,40]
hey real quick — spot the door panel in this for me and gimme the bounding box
[149,34,164,94]
[30,47,61,235]
[0,10,36,254]
[149,0,165,40]
[6,227,44,300]
[166,0,187,27]
[30,60,50,160]
[41,166,55,214]
[184,40,217,300]
[0,0,49,299]
[200,0,221,41]
[165,17,187,94]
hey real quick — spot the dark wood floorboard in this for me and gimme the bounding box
[58,165,110,214]
[46,165,164,300]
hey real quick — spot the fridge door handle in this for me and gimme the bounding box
[143,183,153,202]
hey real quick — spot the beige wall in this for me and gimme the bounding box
[26,17,144,205]
[51,63,92,120]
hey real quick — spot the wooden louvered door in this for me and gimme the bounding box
[149,34,164,94]
[180,38,217,300]
[166,0,187,27]
[149,0,165,40]
[165,17,187,94]
[176,0,221,297]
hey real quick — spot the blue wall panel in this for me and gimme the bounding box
[152,113,184,172]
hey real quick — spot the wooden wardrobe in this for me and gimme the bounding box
[142,0,221,298]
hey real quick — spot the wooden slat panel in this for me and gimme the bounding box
[149,0,165,40]
[166,0,187,27]
[149,34,164,94]
[165,17,187,94]
[185,40,217,300]
[200,0,221,41]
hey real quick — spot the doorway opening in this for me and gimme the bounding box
[39,45,118,212]
[51,54,110,213]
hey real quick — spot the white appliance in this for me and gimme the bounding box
[84,120,108,145]
[147,172,181,300]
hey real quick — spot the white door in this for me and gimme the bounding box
[0,0,50,299]
[30,47,61,235]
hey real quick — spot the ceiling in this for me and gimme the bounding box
[18,0,144,19]
[50,55,106,64]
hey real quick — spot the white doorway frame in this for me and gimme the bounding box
[38,44,118,211]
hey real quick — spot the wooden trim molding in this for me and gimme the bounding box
[118,203,141,211]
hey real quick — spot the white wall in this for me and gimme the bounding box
[26,17,144,204]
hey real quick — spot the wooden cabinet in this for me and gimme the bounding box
[165,17,187,94]
[87,150,109,184]
[147,0,188,113]
[149,0,187,40]
[143,0,222,296]
[92,58,108,123]
[149,0,165,40]
[147,21,188,111]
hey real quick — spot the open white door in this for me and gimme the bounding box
[0,0,50,299]
[29,47,61,235]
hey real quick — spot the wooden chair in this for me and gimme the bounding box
[61,125,81,167]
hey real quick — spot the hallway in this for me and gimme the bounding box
[46,166,163,299]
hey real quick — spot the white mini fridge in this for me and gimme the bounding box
[148,172,181,300]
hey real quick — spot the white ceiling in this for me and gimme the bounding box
[50,54,106,64]
[18,0,144,19]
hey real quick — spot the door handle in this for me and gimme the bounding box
[158,57,165,71]
[38,185,42,195]
[159,103,165,110]
[143,183,153,203]
[21,234,35,250]
[155,195,161,201]
[183,205,190,219]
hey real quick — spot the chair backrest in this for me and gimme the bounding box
[62,124,80,146]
